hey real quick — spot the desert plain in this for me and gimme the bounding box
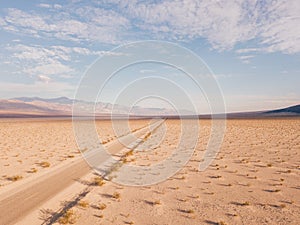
[0,118,299,225]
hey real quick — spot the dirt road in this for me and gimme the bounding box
[0,119,164,225]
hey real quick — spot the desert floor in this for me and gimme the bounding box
[0,118,299,225]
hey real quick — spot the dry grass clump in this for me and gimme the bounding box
[124,150,134,157]
[28,167,38,173]
[186,209,194,214]
[98,203,107,210]
[154,199,161,205]
[39,161,50,168]
[241,201,250,206]
[93,176,105,186]
[78,200,89,208]
[58,209,77,224]
[7,175,23,181]
[112,192,121,199]
[143,132,152,141]
[180,208,194,214]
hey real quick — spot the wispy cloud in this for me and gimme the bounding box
[24,63,73,77]
[1,1,299,54]
[4,44,125,80]
[2,6,130,44]
[37,75,51,83]
[235,48,260,54]
[109,0,300,54]
[238,55,255,64]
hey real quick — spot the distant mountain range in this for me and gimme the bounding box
[0,96,299,118]
[0,97,193,118]
[223,104,300,118]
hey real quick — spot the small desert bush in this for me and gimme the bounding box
[28,168,38,173]
[78,200,89,208]
[39,161,50,168]
[93,176,105,186]
[242,201,250,206]
[98,203,107,210]
[112,192,121,199]
[186,209,194,214]
[8,175,23,181]
[125,150,134,157]
[58,209,77,224]
[153,200,161,205]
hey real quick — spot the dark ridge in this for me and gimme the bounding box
[264,104,300,114]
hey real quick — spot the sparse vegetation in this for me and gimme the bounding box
[78,200,89,208]
[7,175,23,181]
[58,209,77,224]
[124,150,134,157]
[39,161,50,168]
[112,192,121,199]
[186,209,194,214]
[28,167,38,173]
[93,176,105,186]
[153,199,161,205]
[98,203,107,210]
[242,201,250,206]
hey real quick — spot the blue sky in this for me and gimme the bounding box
[0,0,299,112]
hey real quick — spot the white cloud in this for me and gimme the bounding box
[259,0,300,54]
[5,44,75,79]
[235,48,259,54]
[24,63,73,76]
[238,55,255,64]
[2,6,130,44]
[1,0,300,54]
[117,0,257,49]
[112,0,300,53]
[4,8,50,32]
[53,4,62,9]
[0,17,7,26]
[3,43,127,81]
[37,3,52,9]
[37,75,51,83]
[7,44,68,62]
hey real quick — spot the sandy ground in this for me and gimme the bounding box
[0,119,150,187]
[0,118,299,224]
